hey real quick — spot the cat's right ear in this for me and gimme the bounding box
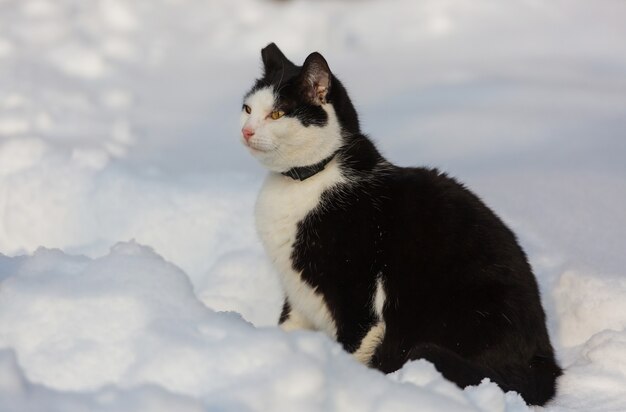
[298,52,331,105]
[261,43,295,76]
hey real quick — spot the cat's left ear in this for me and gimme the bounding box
[261,43,296,76]
[299,52,331,105]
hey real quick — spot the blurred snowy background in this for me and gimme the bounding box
[1,0,625,410]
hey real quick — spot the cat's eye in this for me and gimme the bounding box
[243,104,251,114]
[270,110,284,120]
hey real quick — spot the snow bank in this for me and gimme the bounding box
[546,271,626,411]
[0,242,528,412]
[0,349,205,412]
[1,0,626,410]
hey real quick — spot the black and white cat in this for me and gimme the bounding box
[240,43,561,406]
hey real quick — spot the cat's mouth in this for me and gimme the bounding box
[245,141,271,154]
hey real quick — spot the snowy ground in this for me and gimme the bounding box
[1,0,626,410]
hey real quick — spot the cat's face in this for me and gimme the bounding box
[240,44,344,173]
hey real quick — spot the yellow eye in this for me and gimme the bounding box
[243,104,251,114]
[270,110,284,120]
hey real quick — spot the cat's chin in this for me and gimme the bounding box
[251,154,299,174]
[245,147,283,172]
[244,140,276,158]
[246,145,270,154]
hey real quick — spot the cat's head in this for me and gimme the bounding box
[240,43,359,173]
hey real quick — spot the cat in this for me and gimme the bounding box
[240,43,562,406]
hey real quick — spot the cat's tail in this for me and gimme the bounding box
[407,344,561,406]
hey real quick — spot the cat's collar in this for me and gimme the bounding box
[281,153,336,181]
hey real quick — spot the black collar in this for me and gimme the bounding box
[281,153,336,181]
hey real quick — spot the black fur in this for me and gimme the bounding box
[253,43,561,406]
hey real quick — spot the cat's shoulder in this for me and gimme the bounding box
[381,166,469,195]
[364,165,490,217]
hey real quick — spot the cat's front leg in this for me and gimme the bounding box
[278,298,314,331]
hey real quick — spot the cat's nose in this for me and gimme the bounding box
[242,127,255,141]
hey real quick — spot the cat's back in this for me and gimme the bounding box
[382,166,486,213]
[378,166,548,348]
[377,166,534,287]
[376,166,504,233]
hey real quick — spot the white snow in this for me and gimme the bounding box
[1,0,625,410]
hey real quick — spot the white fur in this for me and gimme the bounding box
[256,159,345,339]
[247,85,389,361]
[353,321,386,364]
[374,277,386,319]
[247,84,347,338]
[280,309,313,331]
[353,277,387,364]
[240,87,276,152]
[241,86,343,173]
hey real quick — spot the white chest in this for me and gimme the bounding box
[255,163,344,337]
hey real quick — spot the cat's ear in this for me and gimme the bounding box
[299,52,331,105]
[261,43,295,76]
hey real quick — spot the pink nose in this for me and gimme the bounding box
[242,127,254,141]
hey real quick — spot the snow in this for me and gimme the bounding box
[0,242,524,412]
[0,0,625,410]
